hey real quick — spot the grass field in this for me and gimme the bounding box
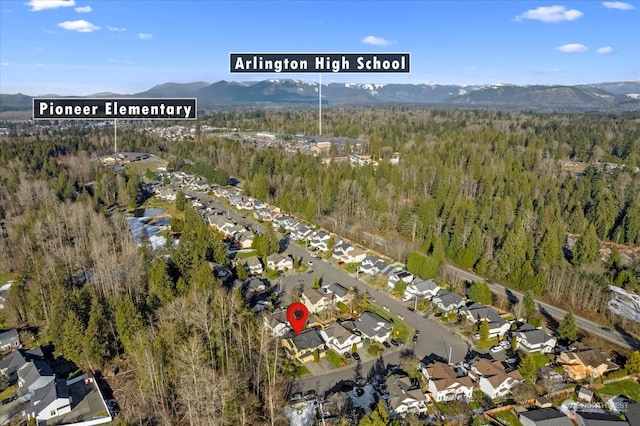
[598,379,640,401]
[325,349,348,368]
[139,197,183,220]
[491,409,523,426]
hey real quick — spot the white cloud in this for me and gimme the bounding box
[362,35,392,46]
[26,0,75,12]
[108,26,126,32]
[57,19,100,32]
[138,33,153,40]
[74,5,91,13]
[515,5,583,22]
[603,1,635,10]
[597,46,614,54]
[1,62,10,66]
[557,43,588,52]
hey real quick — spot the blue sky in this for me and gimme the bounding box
[1,0,638,95]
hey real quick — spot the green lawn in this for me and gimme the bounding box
[0,272,18,286]
[325,350,348,368]
[532,352,551,368]
[234,250,258,259]
[0,386,16,400]
[491,410,522,426]
[475,337,499,350]
[598,379,640,401]
[286,363,311,378]
[341,263,359,274]
[139,197,183,220]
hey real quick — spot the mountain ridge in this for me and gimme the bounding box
[2,79,639,112]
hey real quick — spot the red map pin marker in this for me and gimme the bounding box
[286,302,309,336]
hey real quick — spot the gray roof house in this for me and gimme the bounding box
[574,411,628,426]
[431,290,465,313]
[0,329,20,352]
[519,408,573,426]
[459,303,511,338]
[512,324,557,353]
[356,312,392,343]
[403,279,441,300]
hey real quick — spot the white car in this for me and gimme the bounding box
[500,340,511,349]
[490,345,504,353]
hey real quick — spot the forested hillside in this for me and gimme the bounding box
[0,107,639,424]
[182,109,640,318]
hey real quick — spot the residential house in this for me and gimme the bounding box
[403,279,441,300]
[324,283,353,304]
[332,242,355,262]
[385,375,428,418]
[574,411,628,426]
[421,361,474,402]
[300,288,334,314]
[292,223,313,242]
[319,323,362,354]
[281,328,326,363]
[240,256,263,276]
[266,253,293,272]
[467,358,523,399]
[359,256,389,276]
[459,303,511,338]
[0,347,48,383]
[253,208,277,222]
[355,311,393,343]
[262,310,290,337]
[557,348,618,381]
[431,290,466,313]
[308,231,331,251]
[519,408,573,426]
[576,386,594,403]
[343,247,367,264]
[512,324,557,354]
[27,378,72,422]
[237,230,255,249]
[207,215,236,236]
[0,329,20,352]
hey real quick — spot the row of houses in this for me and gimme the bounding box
[266,309,393,363]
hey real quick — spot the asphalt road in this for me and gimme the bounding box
[443,264,640,351]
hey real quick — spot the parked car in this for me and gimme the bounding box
[390,339,400,347]
[289,392,303,402]
[407,306,415,312]
[344,352,352,359]
[382,341,391,348]
[500,340,511,349]
[415,329,420,335]
[382,306,391,312]
[303,390,316,400]
[490,345,504,353]
[412,334,418,343]
[352,352,361,362]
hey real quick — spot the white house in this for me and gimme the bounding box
[422,361,474,402]
[320,323,362,354]
[512,324,557,354]
[266,253,293,272]
[459,303,511,338]
[469,359,523,399]
[431,290,465,313]
[403,279,441,301]
[309,231,331,251]
[262,310,290,337]
[355,312,392,343]
[301,288,334,314]
[241,256,263,276]
[385,376,428,418]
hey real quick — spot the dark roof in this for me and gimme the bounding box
[575,411,627,424]
[519,408,572,425]
[0,329,19,347]
[327,283,349,298]
[31,378,70,415]
[627,402,640,426]
[356,311,392,339]
[291,328,324,351]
